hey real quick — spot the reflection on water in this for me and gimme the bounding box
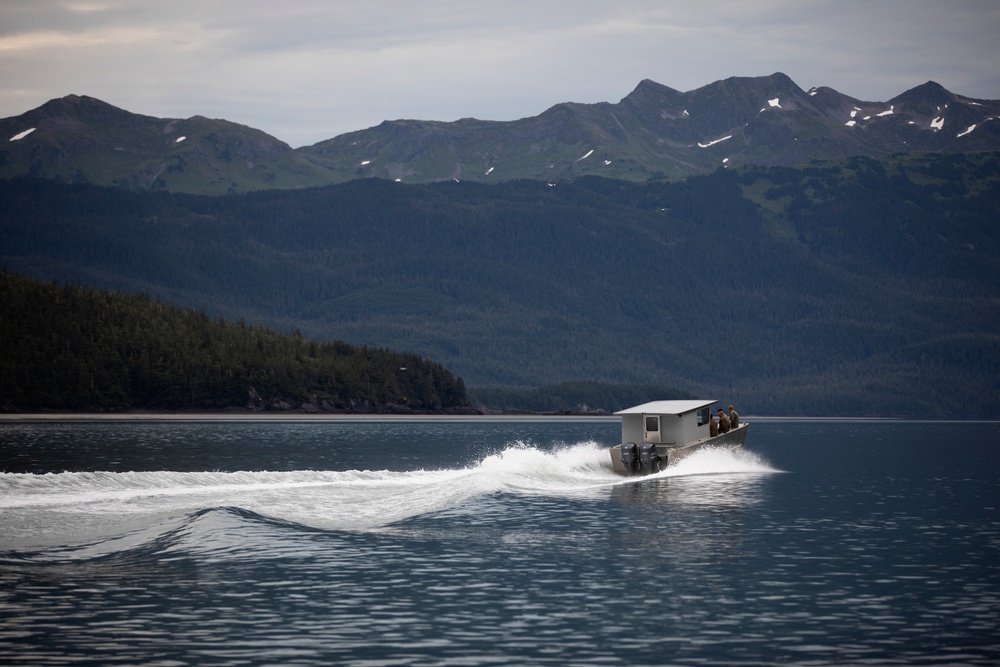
[607,472,769,574]
[611,470,771,508]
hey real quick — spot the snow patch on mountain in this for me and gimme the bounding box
[9,128,35,142]
[577,149,594,161]
[698,135,732,148]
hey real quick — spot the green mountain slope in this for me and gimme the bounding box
[287,73,1000,183]
[2,151,998,417]
[0,95,338,195]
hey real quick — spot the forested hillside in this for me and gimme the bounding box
[2,151,998,417]
[0,271,469,412]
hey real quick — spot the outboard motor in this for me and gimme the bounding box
[639,442,661,475]
[619,442,639,476]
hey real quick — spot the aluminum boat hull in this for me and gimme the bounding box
[609,422,749,475]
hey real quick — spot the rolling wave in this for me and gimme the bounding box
[0,442,776,553]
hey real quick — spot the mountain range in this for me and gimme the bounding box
[2,72,999,417]
[2,73,999,194]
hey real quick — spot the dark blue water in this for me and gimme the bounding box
[1,418,998,666]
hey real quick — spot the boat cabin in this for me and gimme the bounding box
[616,399,716,447]
[611,399,746,476]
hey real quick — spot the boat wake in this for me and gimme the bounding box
[0,442,777,553]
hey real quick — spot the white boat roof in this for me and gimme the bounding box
[615,400,717,416]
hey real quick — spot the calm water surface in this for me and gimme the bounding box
[1,418,998,666]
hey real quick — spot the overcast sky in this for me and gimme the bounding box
[2,0,998,147]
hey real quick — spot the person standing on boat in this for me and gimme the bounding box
[728,405,740,429]
[710,414,719,437]
[717,409,730,433]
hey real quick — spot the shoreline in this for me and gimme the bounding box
[0,413,994,424]
[0,412,618,423]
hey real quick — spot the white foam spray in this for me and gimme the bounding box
[0,442,777,547]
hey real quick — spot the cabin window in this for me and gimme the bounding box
[697,407,710,426]
[645,416,659,432]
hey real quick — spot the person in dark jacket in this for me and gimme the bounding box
[728,405,740,429]
[717,408,731,433]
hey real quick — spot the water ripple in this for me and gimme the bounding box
[1,420,999,666]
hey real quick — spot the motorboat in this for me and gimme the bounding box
[609,400,748,476]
